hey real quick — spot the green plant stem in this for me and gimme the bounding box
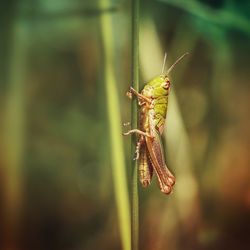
[131,0,140,249]
[100,0,131,249]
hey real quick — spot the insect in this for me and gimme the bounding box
[123,53,188,194]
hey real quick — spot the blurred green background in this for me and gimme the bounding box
[0,0,250,249]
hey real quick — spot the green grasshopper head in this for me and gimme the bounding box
[141,75,171,98]
[142,52,188,99]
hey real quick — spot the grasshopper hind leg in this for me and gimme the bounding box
[134,135,144,160]
[138,142,153,187]
[133,135,153,188]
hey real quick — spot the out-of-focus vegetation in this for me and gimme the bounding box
[0,0,250,250]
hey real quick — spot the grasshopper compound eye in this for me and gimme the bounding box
[162,79,170,90]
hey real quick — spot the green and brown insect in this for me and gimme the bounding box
[124,53,188,194]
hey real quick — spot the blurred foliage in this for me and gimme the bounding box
[0,0,250,250]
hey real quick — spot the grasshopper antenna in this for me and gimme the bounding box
[161,52,167,75]
[166,52,189,75]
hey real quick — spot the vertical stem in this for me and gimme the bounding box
[131,0,140,249]
[99,0,131,249]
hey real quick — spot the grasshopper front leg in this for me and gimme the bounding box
[127,86,152,105]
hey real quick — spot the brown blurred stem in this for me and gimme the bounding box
[2,22,27,250]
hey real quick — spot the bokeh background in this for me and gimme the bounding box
[0,0,250,249]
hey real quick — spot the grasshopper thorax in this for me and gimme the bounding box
[142,74,171,98]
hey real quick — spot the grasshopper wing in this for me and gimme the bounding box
[146,133,175,194]
[146,110,175,194]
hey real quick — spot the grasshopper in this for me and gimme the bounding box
[124,53,188,194]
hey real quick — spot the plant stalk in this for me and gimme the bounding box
[131,0,140,249]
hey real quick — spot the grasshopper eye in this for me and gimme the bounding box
[162,80,170,90]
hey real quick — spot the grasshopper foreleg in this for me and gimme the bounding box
[127,87,152,105]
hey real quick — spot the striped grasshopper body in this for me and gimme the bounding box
[124,53,188,194]
[125,75,175,194]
